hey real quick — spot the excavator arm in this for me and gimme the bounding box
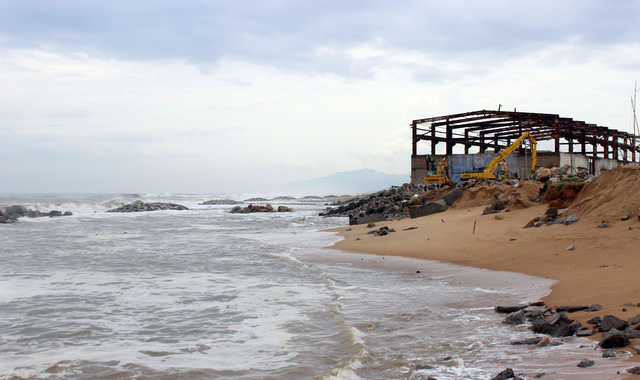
[460,132,537,180]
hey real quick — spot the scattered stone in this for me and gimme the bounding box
[503,310,527,325]
[627,366,640,375]
[230,206,242,213]
[523,306,552,319]
[408,197,422,207]
[277,206,293,212]
[622,215,630,221]
[491,368,515,380]
[366,222,376,228]
[556,305,588,313]
[565,245,575,251]
[533,373,546,379]
[563,214,579,225]
[577,359,595,368]
[48,210,63,217]
[355,238,360,241]
[599,328,631,349]
[633,345,640,355]
[629,314,640,325]
[587,316,602,325]
[403,227,418,231]
[576,328,596,337]
[602,350,618,358]
[495,214,504,220]
[409,199,448,219]
[588,304,602,312]
[511,337,543,345]
[536,336,551,347]
[625,328,640,339]
[495,305,527,314]
[531,313,580,337]
[597,222,611,228]
[345,228,352,231]
[599,315,629,332]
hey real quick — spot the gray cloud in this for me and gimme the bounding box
[1,0,638,77]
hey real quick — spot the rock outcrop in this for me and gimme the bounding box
[106,201,189,212]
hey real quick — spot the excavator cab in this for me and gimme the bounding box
[423,157,450,184]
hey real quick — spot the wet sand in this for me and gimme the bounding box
[325,203,640,369]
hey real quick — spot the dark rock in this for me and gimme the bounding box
[523,306,551,319]
[588,304,602,312]
[491,368,515,380]
[230,206,242,213]
[577,359,595,368]
[503,310,527,325]
[350,213,386,226]
[277,206,293,212]
[409,199,448,219]
[575,328,596,337]
[597,222,611,228]
[556,305,589,313]
[602,350,618,358]
[624,328,640,339]
[483,197,511,215]
[599,315,629,332]
[495,305,527,314]
[4,205,27,217]
[544,207,558,220]
[511,337,543,345]
[622,215,630,221]
[533,373,546,378]
[0,216,15,224]
[27,210,45,218]
[63,211,73,216]
[531,313,579,337]
[628,314,640,325]
[632,345,640,355]
[48,210,63,217]
[599,329,631,349]
[107,202,189,213]
[373,228,389,237]
[587,316,602,325]
[627,366,640,375]
[563,214,579,225]
[438,187,463,206]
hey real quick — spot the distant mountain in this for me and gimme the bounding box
[274,168,409,196]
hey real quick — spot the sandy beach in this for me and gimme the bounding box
[326,166,640,372]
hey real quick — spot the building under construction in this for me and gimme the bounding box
[411,109,640,184]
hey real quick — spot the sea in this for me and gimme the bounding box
[0,193,632,379]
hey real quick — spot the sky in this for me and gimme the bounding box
[1,0,639,193]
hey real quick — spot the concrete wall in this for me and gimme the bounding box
[558,153,620,175]
[411,151,624,185]
[411,154,446,184]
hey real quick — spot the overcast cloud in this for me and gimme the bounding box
[1,1,639,193]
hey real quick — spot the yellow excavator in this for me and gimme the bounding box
[423,157,450,184]
[460,131,537,180]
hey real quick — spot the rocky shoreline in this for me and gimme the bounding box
[488,302,640,378]
[1,205,73,223]
[106,200,189,212]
